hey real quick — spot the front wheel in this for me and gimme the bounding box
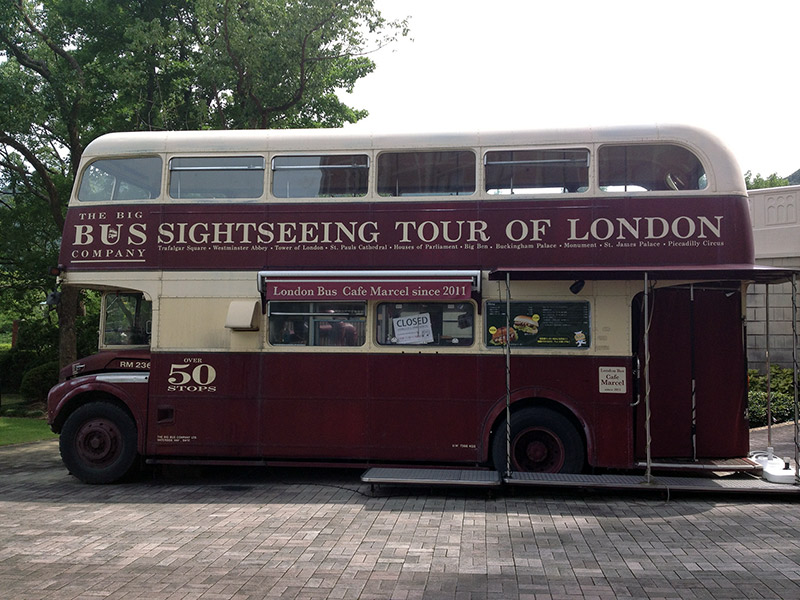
[60,402,138,484]
[492,407,585,474]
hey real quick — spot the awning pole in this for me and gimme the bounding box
[505,273,512,478]
[792,273,799,484]
[766,284,772,448]
[690,284,697,461]
[644,272,653,484]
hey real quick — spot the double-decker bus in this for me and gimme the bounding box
[46,125,787,484]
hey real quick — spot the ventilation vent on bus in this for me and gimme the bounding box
[225,300,261,331]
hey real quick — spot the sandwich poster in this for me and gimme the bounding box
[485,301,591,348]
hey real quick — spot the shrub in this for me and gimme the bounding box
[0,349,44,393]
[19,361,60,403]
[748,390,796,428]
[747,365,797,427]
[748,365,796,395]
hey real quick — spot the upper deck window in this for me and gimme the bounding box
[377,151,475,196]
[599,144,707,192]
[169,156,265,199]
[272,155,368,198]
[485,149,589,194]
[78,157,162,201]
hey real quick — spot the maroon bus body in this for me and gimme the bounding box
[48,191,753,479]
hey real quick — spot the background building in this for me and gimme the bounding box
[747,185,800,371]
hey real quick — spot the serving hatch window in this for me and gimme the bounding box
[169,156,265,199]
[376,302,474,346]
[377,150,475,196]
[271,154,369,198]
[78,157,162,201]
[598,144,708,192]
[268,302,366,347]
[485,301,590,349]
[485,149,589,194]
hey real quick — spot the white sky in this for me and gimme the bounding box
[340,0,799,177]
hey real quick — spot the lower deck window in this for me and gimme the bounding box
[268,302,366,346]
[376,303,474,346]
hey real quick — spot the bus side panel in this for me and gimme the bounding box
[259,353,370,458]
[366,354,634,469]
[146,352,261,457]
[366,354,483,463]
[500,356,635,470]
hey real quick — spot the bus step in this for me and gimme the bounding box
[634,457,762,472]
[361,467,501,487]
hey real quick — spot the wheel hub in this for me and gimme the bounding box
[76,420,120,466]
[512,427,565,473]
[526,441,548,462]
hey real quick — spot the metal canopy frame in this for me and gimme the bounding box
[489,264,800,485]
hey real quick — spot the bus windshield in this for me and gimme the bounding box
[102,292,152,347]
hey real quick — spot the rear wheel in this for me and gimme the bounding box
[492,407,584,474]
[60,402,138,484]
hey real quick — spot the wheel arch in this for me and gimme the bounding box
[49,380,146,455]
[481,389,593,468]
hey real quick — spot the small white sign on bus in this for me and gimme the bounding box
[598,367,627,394]
[393,313,434,344]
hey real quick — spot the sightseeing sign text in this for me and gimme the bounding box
[60,197,751,271]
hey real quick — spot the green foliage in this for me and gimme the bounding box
[744,170,790,189]
[1,0,407,367]
[748,365,796,395]
[76,291,101,358]
[748,391,796,428]
[748,366,797,427]
[0,291,97,393]
[0,417,58,444]
[0,349,42,393]
[19,360,60,403]
[192,0,403,128]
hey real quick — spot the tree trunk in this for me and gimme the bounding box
[57,286,80,369]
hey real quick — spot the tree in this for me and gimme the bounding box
[0,0,407,367]
[744,170,789,190]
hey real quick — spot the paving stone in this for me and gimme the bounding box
[2,440,800,599]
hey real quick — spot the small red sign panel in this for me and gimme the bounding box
[264,278,472,301]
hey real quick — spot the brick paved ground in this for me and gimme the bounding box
[2,439,800,599]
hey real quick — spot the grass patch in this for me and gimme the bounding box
[0,417,58,446]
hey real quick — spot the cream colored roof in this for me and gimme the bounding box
[81,124,745,194]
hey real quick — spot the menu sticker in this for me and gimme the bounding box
[486,301,591,348]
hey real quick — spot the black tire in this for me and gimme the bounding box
[59,402,138,484]
[492,407,584,474]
